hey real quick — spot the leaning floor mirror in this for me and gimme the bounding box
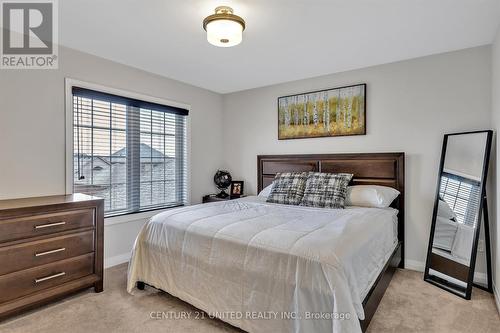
[424,130,493,299]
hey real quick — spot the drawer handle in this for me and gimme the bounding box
[35,247,66,257]
[34,221,66,229]
[34,272,66,284]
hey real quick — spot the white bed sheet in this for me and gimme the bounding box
[127,196,398,333]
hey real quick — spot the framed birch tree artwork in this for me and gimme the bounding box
[278,83,366,139]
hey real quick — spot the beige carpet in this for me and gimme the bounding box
[1,264,499,333]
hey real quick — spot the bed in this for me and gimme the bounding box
[434,216,458,251]
[127,153,405,333]
[433,218,474,265]
[433,199,474,264]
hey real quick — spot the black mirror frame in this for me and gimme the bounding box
[424,130,493,299]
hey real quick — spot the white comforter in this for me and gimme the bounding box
[127,196,398,333]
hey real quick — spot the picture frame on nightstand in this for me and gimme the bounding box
[230,181,244,197]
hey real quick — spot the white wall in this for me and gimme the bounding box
[222,46,492,273]
[491,26,500,311]
[0,45,224,267]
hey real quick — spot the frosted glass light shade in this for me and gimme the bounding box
[206,19,243,47]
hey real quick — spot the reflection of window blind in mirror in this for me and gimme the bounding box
[439,172,481,227]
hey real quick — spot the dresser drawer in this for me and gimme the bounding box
[0,231,94,275]
[0,253,94,303]
[0,209,94,243]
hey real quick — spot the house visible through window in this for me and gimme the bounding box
[439,172,481,227]
[72,87,188,217]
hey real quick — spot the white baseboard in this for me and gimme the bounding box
[494,283,500,315]
[104,252,130,269]
[405,259,425,272]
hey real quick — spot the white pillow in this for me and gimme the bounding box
[258,183,273,197]
[346,185,400,208]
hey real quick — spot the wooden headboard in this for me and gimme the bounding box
[257,153,405,268]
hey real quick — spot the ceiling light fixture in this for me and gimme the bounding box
[203,6,245,47]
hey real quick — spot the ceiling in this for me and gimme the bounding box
[60,0,500,94]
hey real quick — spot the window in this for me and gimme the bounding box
[439,172,481,227]
[72,87,188,217]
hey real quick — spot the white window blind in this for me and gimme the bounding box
[72,87,188,217]
[439,172,481,227]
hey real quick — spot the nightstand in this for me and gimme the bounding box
[202,194,246,203]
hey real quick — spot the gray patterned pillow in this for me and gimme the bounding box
[266,172,309,205]
[300,172,353,209]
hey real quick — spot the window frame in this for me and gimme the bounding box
[65,78,191,222]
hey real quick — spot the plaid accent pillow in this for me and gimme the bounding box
[266,172,309,205]
[300,172,353,209]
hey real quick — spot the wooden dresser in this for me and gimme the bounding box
[0,194,104,319]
